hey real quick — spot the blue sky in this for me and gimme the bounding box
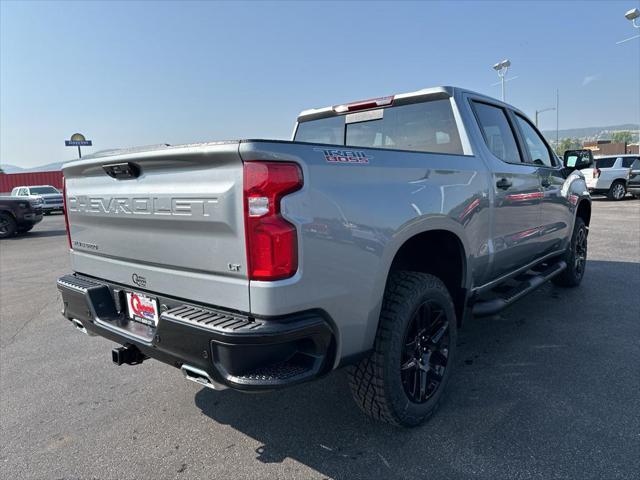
[1,0,639,168]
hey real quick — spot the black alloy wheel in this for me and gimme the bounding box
[401,300,450,403]
[574,225,587,279]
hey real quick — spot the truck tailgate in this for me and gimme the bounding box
[63,142,249,311]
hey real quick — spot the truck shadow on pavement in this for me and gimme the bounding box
[194,259,639,480]
[7,229,67,240]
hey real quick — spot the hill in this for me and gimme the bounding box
[1,162,64,173]
[542,124,639,141]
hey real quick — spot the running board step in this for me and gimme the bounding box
[234,358,313,383]
[472,260,567,317]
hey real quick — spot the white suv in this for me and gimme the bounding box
[580,154,639,200]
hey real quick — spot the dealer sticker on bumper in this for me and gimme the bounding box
[126,291,159,326]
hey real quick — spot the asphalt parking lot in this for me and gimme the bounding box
[1,199,639,480]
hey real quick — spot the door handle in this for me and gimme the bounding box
[496,178,512,190]
[541,178,551,188]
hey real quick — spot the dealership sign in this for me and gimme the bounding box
[65,133,92,147]
[65,133,92,158]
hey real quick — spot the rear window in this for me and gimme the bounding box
[295,99,464,155]
[595,158,616,169]
[294,116,344,145]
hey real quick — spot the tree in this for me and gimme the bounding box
[556,138,583,156]
[611,131,633,144]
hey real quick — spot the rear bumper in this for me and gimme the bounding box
[628,186,640,195]
[57,273,335,391]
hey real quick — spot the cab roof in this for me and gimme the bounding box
[297,86,518,122]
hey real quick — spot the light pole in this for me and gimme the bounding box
[492,59,511,101]
[535,107,556,128]
[616,8,640,149]
[617,8,640,44]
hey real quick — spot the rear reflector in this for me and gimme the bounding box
[243,162,303,281]
[62,177,72,249]
[333,95,394,113]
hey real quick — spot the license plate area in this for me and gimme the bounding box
[126,291,159,327]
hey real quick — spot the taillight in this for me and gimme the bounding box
[62,177,72,249]
[593,167,601,179]
[243,161,303,281]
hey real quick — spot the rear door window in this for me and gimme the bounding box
[471,101,521,163]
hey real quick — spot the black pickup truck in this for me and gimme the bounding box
[0,196,43,238]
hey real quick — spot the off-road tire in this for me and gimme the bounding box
[349,271,457,427]
[0,213,17,239]
[552,217,587,287]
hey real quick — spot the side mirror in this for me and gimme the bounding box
[563,149,594,170]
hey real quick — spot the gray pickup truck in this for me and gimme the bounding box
[57,86,592,426]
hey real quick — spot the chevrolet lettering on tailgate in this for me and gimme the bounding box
[67,196,219,217]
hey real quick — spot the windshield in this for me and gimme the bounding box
[295,99,463,155]
[29,186,59,194]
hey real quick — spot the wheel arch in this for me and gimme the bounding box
[387,229,468,326]
[0,209,17,220]
[360,220,471,356]
[576,199,591,227]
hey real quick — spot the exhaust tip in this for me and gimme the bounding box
[181,364,227,390]
[71,318,90,335]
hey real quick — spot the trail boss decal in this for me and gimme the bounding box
[315,148,372,164]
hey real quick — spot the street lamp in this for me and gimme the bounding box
[617,7,640,44]
[617,7,640,149]
[535,107,556,128]
[492,59,511,101]
[624,7,640,23]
